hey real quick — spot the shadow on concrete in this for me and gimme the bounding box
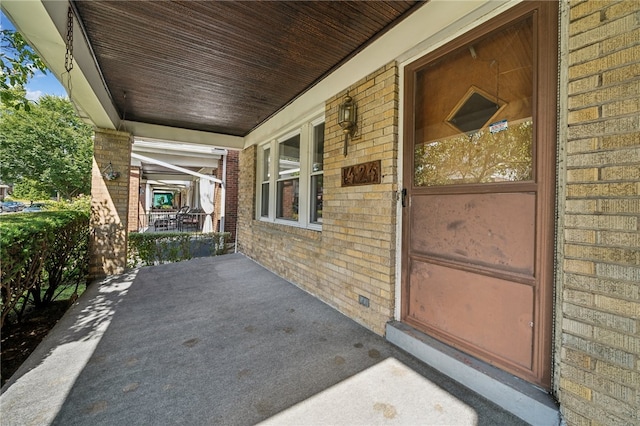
[1,254,528,426]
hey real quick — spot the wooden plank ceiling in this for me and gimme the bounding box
[73,1,422,137]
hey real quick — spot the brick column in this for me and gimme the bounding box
[236,145,256,254]
[222,150,239,240]
[90,128,132,278]
[128,166,141,233]
[558,2,640,425]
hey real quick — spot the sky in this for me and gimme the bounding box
[1,11,68,101]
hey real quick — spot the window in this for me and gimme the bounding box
[310,122,324,224]
[413,17,534,187]
[277,134,300,220]
[260,147,270,217]
[257,113,324,229]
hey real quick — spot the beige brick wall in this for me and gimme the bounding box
[559,1,640,425]
[238,62,399,334]
[127,166,141,233]
[237,145,256,250]
[237,4,639,423]
[90,128,132,278]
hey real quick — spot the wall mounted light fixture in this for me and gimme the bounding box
[102,162,121,181]
[338,93,357,156]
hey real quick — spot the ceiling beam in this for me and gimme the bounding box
[133,140,228,156]
[127,122,244,150]
[132,153,222,184]
[143,173,198,182]
[134,152,220,169]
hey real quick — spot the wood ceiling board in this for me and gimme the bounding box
[72,0,422,137]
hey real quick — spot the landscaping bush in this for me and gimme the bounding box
[0,210,90,328]
[127,232,231,267]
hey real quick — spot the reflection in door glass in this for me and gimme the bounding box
[413,16,534,187]
[415,120,532,186]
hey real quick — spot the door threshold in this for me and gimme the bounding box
[386,321,560,426]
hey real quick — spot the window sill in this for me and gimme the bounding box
[255,218,322,239]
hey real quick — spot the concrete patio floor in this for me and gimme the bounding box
[1,253,529,426]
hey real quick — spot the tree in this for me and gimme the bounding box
[11,178,50,201]
[1,29,48,111]
[414,120,533,186]
[0,95,93,199]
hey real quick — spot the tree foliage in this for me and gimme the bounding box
[0,29,48,111]
[414,120,533,186]
[0,209,89,327]
[0,95,93,199]
[11,178,50,201]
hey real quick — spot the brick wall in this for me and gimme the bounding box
[558,1,640,425]
[238,62,399,334]
[213,172,222,233]
[127,166,141,232]
[222,150,239,240]
[237,145,256,251]
[90,128,132,277]
[235,3,639,423]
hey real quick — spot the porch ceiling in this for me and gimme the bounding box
[71,1,423,138]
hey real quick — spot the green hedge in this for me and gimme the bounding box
[127,232,231,267]
[0,210,90,327]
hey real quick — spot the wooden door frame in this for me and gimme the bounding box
[401,1,558,388]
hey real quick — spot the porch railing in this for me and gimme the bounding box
[138,211,210,233]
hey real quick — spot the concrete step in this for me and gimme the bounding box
[386,321,561,426]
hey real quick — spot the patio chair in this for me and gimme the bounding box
[171,206,190,229]
[179,208,202,232]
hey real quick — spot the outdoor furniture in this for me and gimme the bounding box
[169,206,190,229]
[178,208,204,232]
[153,215,171,231]
[153,208,180,231]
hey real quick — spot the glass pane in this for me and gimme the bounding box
[310,174,323,224]
[277,178,299,220]
[312,123,325,172]
[261,183,269,217]
[448,91,500,133]
[262,147,270,181]
[413,16,533,187]
[279,135,300,179]
[415,121,533,186]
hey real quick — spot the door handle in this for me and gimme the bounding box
[401,188,407,207]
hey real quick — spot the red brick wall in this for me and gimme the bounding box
[221,150,239,240]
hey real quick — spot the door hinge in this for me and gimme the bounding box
[401,188,407,207]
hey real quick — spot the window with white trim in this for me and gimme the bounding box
[260,146,270,217]
[277,133,300,220]
[309,121,324,224]
[257,114,324,230]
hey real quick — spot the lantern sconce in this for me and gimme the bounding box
[338,93,357,156]
[102,162,121,181]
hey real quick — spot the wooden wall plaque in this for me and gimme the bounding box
[341,160,381,187]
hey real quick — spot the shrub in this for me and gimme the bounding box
[0,210,90,327]
[128,232,231,267]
